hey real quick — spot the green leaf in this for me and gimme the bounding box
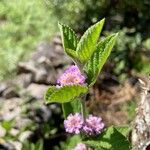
[115,126,131,137]
[58,22,78,60]
[84,33,118,86]
[45,85,88,104]
[60,135,82,150]
[1,120,14,131]
[35,140,43,150]
[84,126,131,150]
[76,19,105,63]
[44,86,57,102]
[62,98,82,118]
[66,48,78,61]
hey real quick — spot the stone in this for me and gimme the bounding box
[33,68,47,84]
[26,83,48,100]
[0,82,7,96]
[2,88,19,99]
[14,117,32,129]
[0,98,21,121]
[52,34,62,45]
[13,73,33,88]
[0,142,16,150]
[35,105,52,123]
[11,141,22,150]
[18,62,36,74]
[10,128,20,137]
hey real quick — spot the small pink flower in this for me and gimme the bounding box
[83,115,105,135]
[57,65,85,86]
[64,113,83,134]
[74,143,86,150]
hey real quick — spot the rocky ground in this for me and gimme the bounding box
[0,35,140,150]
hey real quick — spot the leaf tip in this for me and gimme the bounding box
[97,18,105,27]
[101,18,105,23]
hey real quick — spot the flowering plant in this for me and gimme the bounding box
[45,19,131,150]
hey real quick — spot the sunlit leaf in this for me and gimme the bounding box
[115,126,131,137]
[62,98,82,118]
[84,33,118,86]
[76,19,105,63]
[58,23,78,60]
[84,126,131,150]
[45,85,88,104]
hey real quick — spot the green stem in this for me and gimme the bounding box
[62,104,66,119]
[81,94,87,121]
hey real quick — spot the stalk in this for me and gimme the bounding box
[81,94,87,121]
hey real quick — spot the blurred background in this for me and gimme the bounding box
[0,0,149,149]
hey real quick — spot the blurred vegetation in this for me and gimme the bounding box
[0,0,149,81]
[49,0,150,80]
[0,0,150,149]
[0,0,57,80]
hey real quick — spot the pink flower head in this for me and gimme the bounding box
[64,113,83,134]
[57,65,85,86]
[83,115,105,135]
[74,143,86,150]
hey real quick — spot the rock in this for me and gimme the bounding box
[34,105,52,123]
[14,117,32,129]
[33,68,47,84]
[0,141,16,150]
[26,83,48,100]
[13,73,33,88]
[0,82,7,96]
[17,41,72,85]
[0,98,21,121]
[2,88,19,99]
[46,69,59,84]
[31,42,71,67]
[11,141,22,150]
[18,62,36,74]
[10,128,20,137]
[0,125,6,137]
[52,34,62,45]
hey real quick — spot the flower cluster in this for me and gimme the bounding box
[64,113,83,134]
[64,113,105,135]
[74,143,86,150]
[57,65,86,86]
[83,115,105,135]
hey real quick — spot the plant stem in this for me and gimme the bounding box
[62,104,67,118]
[81,94,87,121]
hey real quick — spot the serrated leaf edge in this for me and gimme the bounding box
[76,18,105,62]
[46,84,88,103]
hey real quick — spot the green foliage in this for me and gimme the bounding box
[58,23,78,51]
[59,19,117,86]
[49,0,150,79]
[54,135,81,150]
[0,0,57,80]
[45,85,88,104]
[111,29,150,80]
[62,98,82,118]
[115,126,131,137]
[22,140,43,150]
[84,33,118,86]
[84,126,131,150]
[58,23,79,62]
[1,120,14,131]
[57,20,117,118]
[59,19,105,64]
[76,19,105,63]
